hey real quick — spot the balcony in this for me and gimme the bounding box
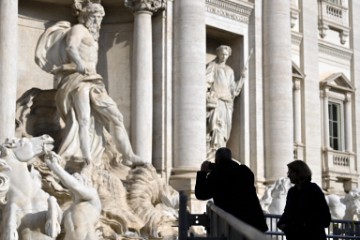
[322,148,358,192]
[318,0,350,44]
[323,149,356,174]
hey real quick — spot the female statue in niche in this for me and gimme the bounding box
[206,45,245,156]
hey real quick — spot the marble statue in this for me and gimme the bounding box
[260,177,292,215]
[0,135,62,240]
[325,194,346,220]
[343,188,360,220]
[10,1,181,238]
[260,177,360,222]
[35,0,142,166]
[0,159,11,207]
[206,45,250,157]
[127,164,179,238]
[14,89,180,239]
[44,150,102,240]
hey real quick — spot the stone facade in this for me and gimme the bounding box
[0,0,359,215]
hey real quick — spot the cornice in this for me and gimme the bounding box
[205,0,254,24]
[319,40,353,61]
[291,31,303,47]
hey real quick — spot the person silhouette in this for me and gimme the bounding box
[277,160,331,240]
[195,147,268,232]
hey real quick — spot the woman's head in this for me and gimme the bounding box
[216,45,232,63]
[287,160,312,185]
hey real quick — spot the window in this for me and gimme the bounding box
[328,102,341,150]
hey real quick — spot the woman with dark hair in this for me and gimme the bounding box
[277,160,331,240]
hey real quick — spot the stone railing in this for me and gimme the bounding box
[323,148,356,174]
[318,0,350,44]
[321,0,348,25]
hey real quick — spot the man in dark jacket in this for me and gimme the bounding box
[195,147,268,232]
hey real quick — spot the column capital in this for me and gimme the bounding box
[321,87,330,98]
[345,92,352,103]
[125,0,165,13]
[293,78,301,90]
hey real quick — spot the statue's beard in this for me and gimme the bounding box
[85,21,101,41]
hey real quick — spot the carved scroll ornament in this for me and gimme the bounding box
[125,0,165,13]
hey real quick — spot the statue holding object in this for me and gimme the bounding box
[206,45,253,156]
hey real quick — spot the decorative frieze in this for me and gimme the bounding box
[205,0,253,24]
[125,0,165,13]
[291,32,303,47]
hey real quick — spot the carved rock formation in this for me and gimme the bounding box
[14,88,179,239]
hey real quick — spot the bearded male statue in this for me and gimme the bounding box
[35,0,143,166]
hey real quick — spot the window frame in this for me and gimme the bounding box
[327,98,345,151]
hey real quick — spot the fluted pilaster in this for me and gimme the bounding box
[322,88,330,149]
[345,93,353,152]
[293,79,302,144]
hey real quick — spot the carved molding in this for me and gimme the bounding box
[125,0,165,13]
[291,32,303,47]
[205,0,254,24]
[319,40,353,61]
[290,6,299,28]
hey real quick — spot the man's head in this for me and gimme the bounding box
[76,2,105,40]
[215,147,232,165]
[216,45,232,63]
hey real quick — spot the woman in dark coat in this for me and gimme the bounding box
[195,147,268,232]
[277,160,331,240]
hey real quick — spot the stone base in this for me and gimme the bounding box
[323,172,359,194]
[169,170,208,214]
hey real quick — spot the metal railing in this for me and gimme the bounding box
[178,191,267,240]
[206,202,267,240]
[265,214,360,240]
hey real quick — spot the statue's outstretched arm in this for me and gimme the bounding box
[44,151,98,203]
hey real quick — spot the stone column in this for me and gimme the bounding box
[293,79,302,144]
[300,0,322,185]
[125,0,165,163]
[263,1,293,182]
[0,0,18,142]
[170,0,206,212]
[322,88,330,149]
[172,0,206,171]
[344,93,353,152]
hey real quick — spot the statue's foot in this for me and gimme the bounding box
[83,157,91,165]
[123,154,146,167]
